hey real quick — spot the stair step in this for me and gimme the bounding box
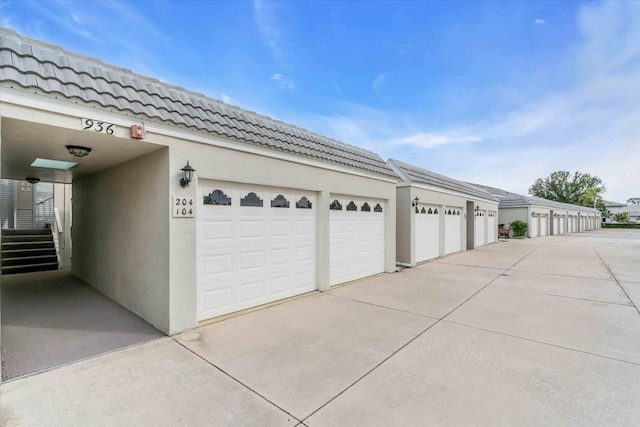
[1,241,55,250]
[1,228,52,236]
[1,248,57,257]
[2,255,58,267]
[1,262,59,275]
[2,235,54,243]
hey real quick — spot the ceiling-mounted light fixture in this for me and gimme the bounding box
[25,177,40,184]
[180,161,195,188]
[66,145,92,158]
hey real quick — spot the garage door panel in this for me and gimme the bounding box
[203,220,233,243]
[202,287,233,312]
[239,279,265,304]
[198,181,317,320]
[487,212,496,243]
[445,207,462,255]
[330,196,385,286]
[416,205,440,262]
[475,211,486,247]
[200,252,234,277]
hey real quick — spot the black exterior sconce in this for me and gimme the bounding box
[180,161,195,187]
[412,197,419,207]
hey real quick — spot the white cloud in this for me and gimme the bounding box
[389,133,482,148]
[372,73,386,94]
[534,19,546,25]
[254,0,283,59]
[270,73,296,90]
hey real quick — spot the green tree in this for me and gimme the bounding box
[578,186,604,209]
[627,197,640,205]
[529,171,605,204]
[614,212,629,223]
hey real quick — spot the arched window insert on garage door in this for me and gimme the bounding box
[241,192,263,207]
[374,203,383,213]
[330,200,342,210]
[204,190,231,205]
[296,197,312,209]
[346,201,358,211]
[271,194,290,208]
[361,202,371,212]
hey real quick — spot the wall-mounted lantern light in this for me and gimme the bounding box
[475,205,480,212]
[66,145,92,157]
[180,161,195,188]
[412,197,419,207]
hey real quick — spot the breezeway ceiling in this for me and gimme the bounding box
[1,117,163,184]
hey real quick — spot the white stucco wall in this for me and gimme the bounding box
[72,148,170,333]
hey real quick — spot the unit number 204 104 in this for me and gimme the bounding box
[174,197,194,217]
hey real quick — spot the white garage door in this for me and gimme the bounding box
[540,215,548,236]
[444,207,462,254]
[553,216,559,235]
[530,215,538,237]
[559,216,565,234]
[415,205,440,262]
[475,211,486,247]
[487,211,496,243]
[197,181,317,321]
[330,196,385,286]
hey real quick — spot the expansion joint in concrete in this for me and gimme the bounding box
[171,338,303,424]
[594,247,640,316]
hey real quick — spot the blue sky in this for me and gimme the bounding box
[1,0,638,201]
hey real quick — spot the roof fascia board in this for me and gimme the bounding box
[409,182,499,204]
[0,87,398,184]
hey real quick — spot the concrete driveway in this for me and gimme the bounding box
[2,230,640,426]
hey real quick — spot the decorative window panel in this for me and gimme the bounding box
[204,190,231,205]
[296,197,312,209]
[330,200,342,210]
[241,192,263,207]
[271,194,290,208]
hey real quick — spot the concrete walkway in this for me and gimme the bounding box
[2,230,639,426]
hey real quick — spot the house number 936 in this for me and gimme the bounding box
[82,118,114,135]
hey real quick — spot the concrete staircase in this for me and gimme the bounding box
[1,228,59,275]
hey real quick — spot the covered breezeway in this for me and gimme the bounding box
[1,270,163,380]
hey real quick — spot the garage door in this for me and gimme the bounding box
[559,216,565,234]
[330,196,385,286]
[553,216,559,235]
[444,207,462,254]
[487,211,496,243]
[475,210,486,247]
[415,205,440,262]
[540,215,547,236]
[197,181,317,321]
[530,215,538,237]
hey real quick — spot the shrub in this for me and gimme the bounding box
[510,220,528,237]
